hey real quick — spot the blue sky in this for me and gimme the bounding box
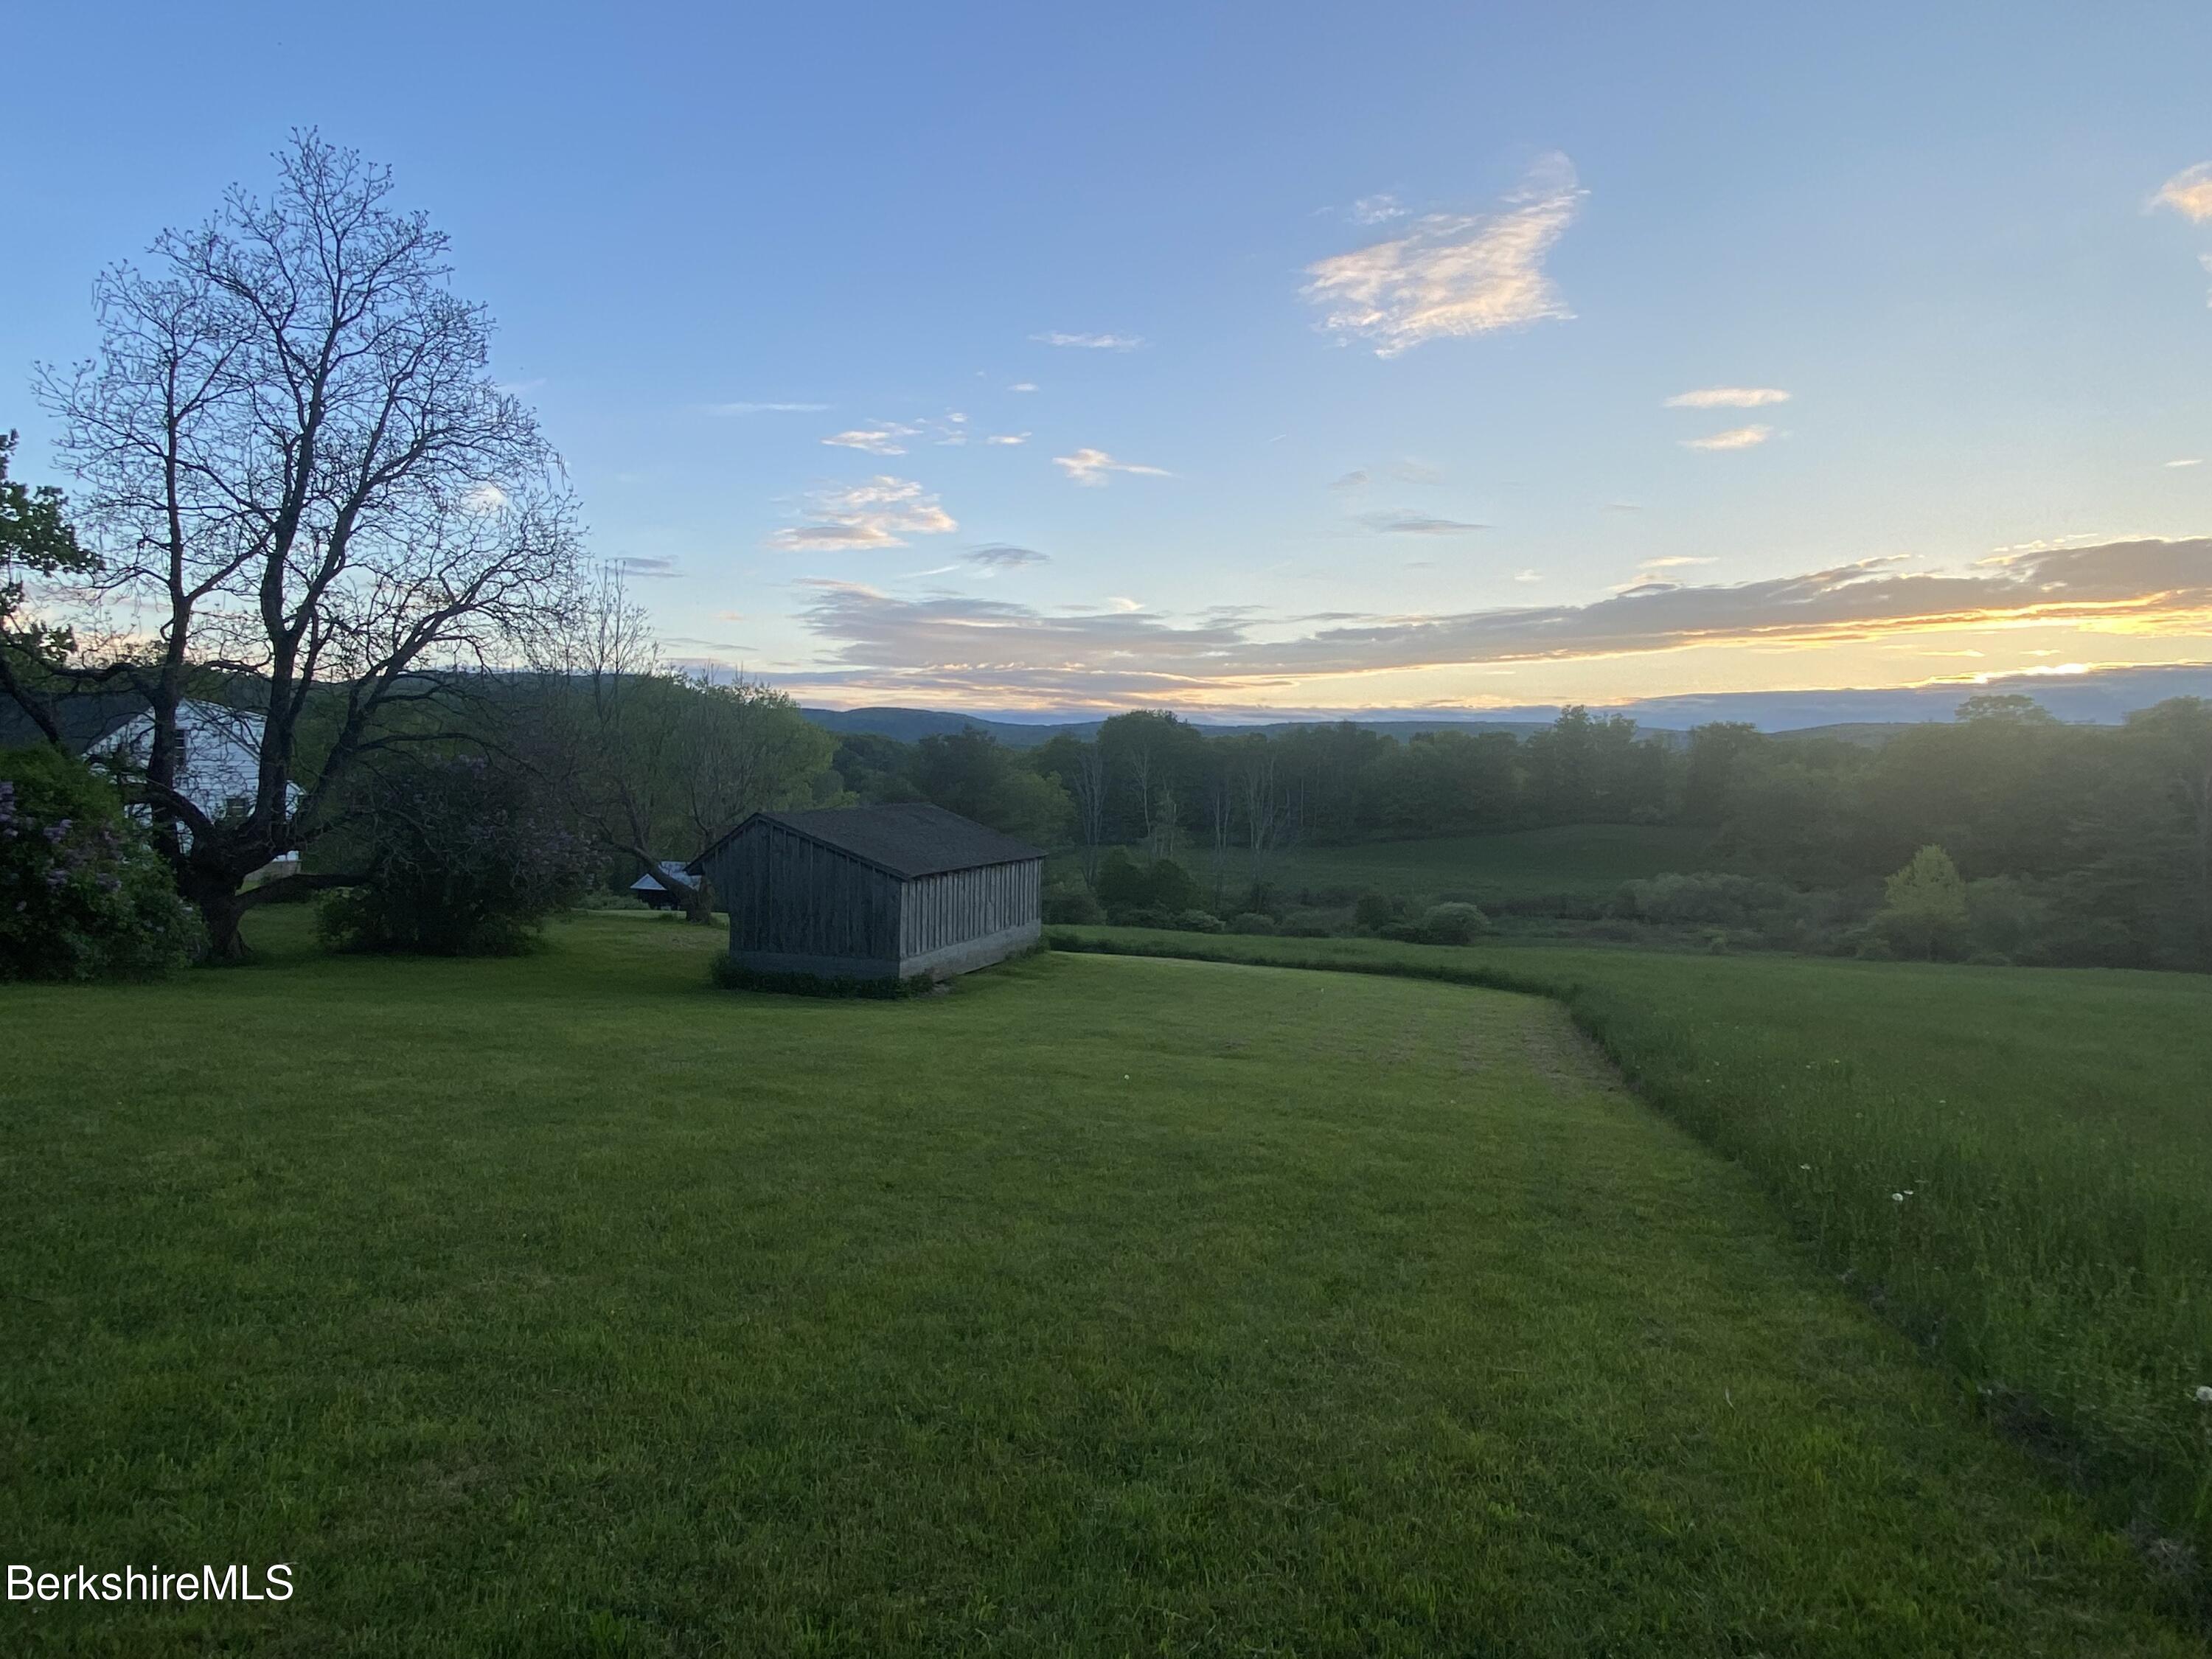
[9,2,2212,712]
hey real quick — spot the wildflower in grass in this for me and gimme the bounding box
[2196,1385,2212,1405]
[1891,1192,1906,1203]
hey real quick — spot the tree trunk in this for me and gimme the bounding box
[195,882,252,963]
[681,871,716,925]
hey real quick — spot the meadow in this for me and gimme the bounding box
[3,911,2203,1655]
[1052,925,2212,1585]
[1239,822,1714,905]
[1052,823,1716,914]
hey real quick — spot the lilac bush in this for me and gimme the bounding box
[0,746,199,979]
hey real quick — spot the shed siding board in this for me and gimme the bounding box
[897,860,1039,959]
[707,820,901,967]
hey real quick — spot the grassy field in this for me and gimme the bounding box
[1,920,2203,1654]
[1053,925,2212,1586]
[1246,823,1715,905]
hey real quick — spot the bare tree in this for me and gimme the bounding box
[1151,781,1181,861]
[22,133,581,956]
[1127,740,1155,846]
[1070,741,1108,882]
[673,671,834,902]
[529,566,711,918]
[1238,740,1284,882]
[530,568,831,922]
[1203,753,1236,908]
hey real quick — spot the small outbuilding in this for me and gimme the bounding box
[690,803,1044,981]
[630,860,698,911]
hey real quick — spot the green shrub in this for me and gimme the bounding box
[574,886,649,911]
[1352,889,1399,931]
[1964,875,2048,959]
[1872,845,1969,961]
[709,954,934,998]
[0,745,198,980]
[1228,911,1276,934]
[1170,908,1225,934]
[316,755,594,956]
[1418,901,1489,945]
[1095,849,1203,924]
[1043,884,1105,925]
[1615,871,1794,928]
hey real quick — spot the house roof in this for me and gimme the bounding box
[630,861,698,892]
[0,691,147,754]
[695,802,1046,880]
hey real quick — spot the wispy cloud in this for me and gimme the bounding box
[964,544,1050,571]
[1514,569,1543,583]
[2153,161,2212,222]
[1360,512,1487,535]
[1330,469,1371,490]
[767,476,956,551]
[494,378,547,394]
[2167,458,2205,468]
[1054,447,1172,487]
[1302,154,1584,356]
[612,555,681,580]
[1665,386,1791,409]
[1641,555,1717,569]
[1349,192,1408,225]
[1391,459,1444,484]
[707,400,832,416]
[823,414,984,453]
[1032,331,1144,351]
[784,538,2212,702]
[1007,382,1039,393]
[823,422,920,456]
[1681,425,1774,451]
[984,433,1029,446]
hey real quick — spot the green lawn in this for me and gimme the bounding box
[1055,925,2212,1586]
[1225,823,1715,905]
[1,913,2202,1655]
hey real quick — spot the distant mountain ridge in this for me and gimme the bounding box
[800,661,2212,747]
[797,706,1557,749]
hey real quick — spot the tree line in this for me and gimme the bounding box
[823,695,2212,971]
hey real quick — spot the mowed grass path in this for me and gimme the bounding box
[1,916,2198,1656]
[1058,926,2212,1587]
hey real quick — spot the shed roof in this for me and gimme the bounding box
[630,861,698,893]
[695,803,1045,880]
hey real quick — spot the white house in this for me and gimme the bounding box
[89,700,302,861]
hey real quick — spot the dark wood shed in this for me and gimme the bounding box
[689,804,1044,981]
